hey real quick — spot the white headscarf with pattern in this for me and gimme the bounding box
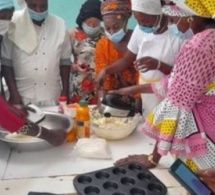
[131,0,162,15]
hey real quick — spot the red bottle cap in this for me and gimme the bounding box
[58,96,67,102]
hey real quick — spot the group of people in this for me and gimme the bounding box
[0,0,215,192]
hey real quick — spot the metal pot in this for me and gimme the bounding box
[0,111,74,152]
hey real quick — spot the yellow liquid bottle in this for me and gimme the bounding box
[76,100,90,139]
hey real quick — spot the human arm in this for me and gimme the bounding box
[95,50,136,89]
[0,96,66,146]
[1,36,22,104]
[196,168,215,193]
[60,65,70,97]
[134,56,172,75]
[1,66,22,104]
[24,123,66,147]
[60,31,72,98]
[110,83,153,96]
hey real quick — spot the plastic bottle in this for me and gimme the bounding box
[67,124,77,142]
[66,104,78,143]
[58,96,67,113]
[76,100,90,139]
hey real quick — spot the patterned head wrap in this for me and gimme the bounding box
[76,0,102,29]
[185,0,215,19]
[172,0,215,19]
[162,5,193,17]
[0,0,14,11]
[101,0,131,20]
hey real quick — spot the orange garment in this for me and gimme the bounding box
[95,37,139,98]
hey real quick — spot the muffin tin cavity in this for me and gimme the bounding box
[96,172,110,180]
[78,176,92,184]
[74,163,167,195]
[121,177,136,186]
[103,182,118,191]
[84,186,100,195]
[112,167,126,175]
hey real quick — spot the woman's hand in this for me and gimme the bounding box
[95,69,106,90]
[134,56,160,72]
[197,168,215,193]
[114,154,157,169]
[71,63,90,73]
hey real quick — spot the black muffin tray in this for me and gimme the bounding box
[73,163,167,195]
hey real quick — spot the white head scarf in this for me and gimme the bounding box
[131,0,162,15]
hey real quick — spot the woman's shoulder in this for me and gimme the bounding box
[189,29,215,50]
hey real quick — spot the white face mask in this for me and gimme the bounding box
[0,20,10,35]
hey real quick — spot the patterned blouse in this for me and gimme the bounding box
[69,28,104,104]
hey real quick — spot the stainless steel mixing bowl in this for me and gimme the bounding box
[0,111,74,152]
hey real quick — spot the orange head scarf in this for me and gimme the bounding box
[101,0,131,20]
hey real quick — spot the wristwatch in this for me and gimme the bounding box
[18,122,32,135]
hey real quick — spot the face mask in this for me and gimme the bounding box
[168,23,194,40]
[105,29,126,43]
[0,20,10,35]
[28,8,49,21]
[82,23,101,36]
[139,15,162,34]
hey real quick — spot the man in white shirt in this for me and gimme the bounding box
[2,0,71,107]
[96,0,185,118]
[0,0,14,96]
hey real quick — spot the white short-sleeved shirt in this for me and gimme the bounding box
[2,15,71,102]
[128,25,185,82]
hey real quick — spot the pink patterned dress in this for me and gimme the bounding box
[142,29,215,171]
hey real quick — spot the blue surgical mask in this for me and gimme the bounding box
[105,29,126,43]
[139,15,162,34]
[82,23,101,36]
[168,24,194,40]
[28,8,49,21]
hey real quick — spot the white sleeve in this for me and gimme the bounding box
[127,25,141,55]
[60,30,72,66]
[1,35,13,67]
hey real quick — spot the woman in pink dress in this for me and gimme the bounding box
[113,3,215,172]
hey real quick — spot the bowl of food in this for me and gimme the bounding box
[0,111,74,152]
[90,109,141,140]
